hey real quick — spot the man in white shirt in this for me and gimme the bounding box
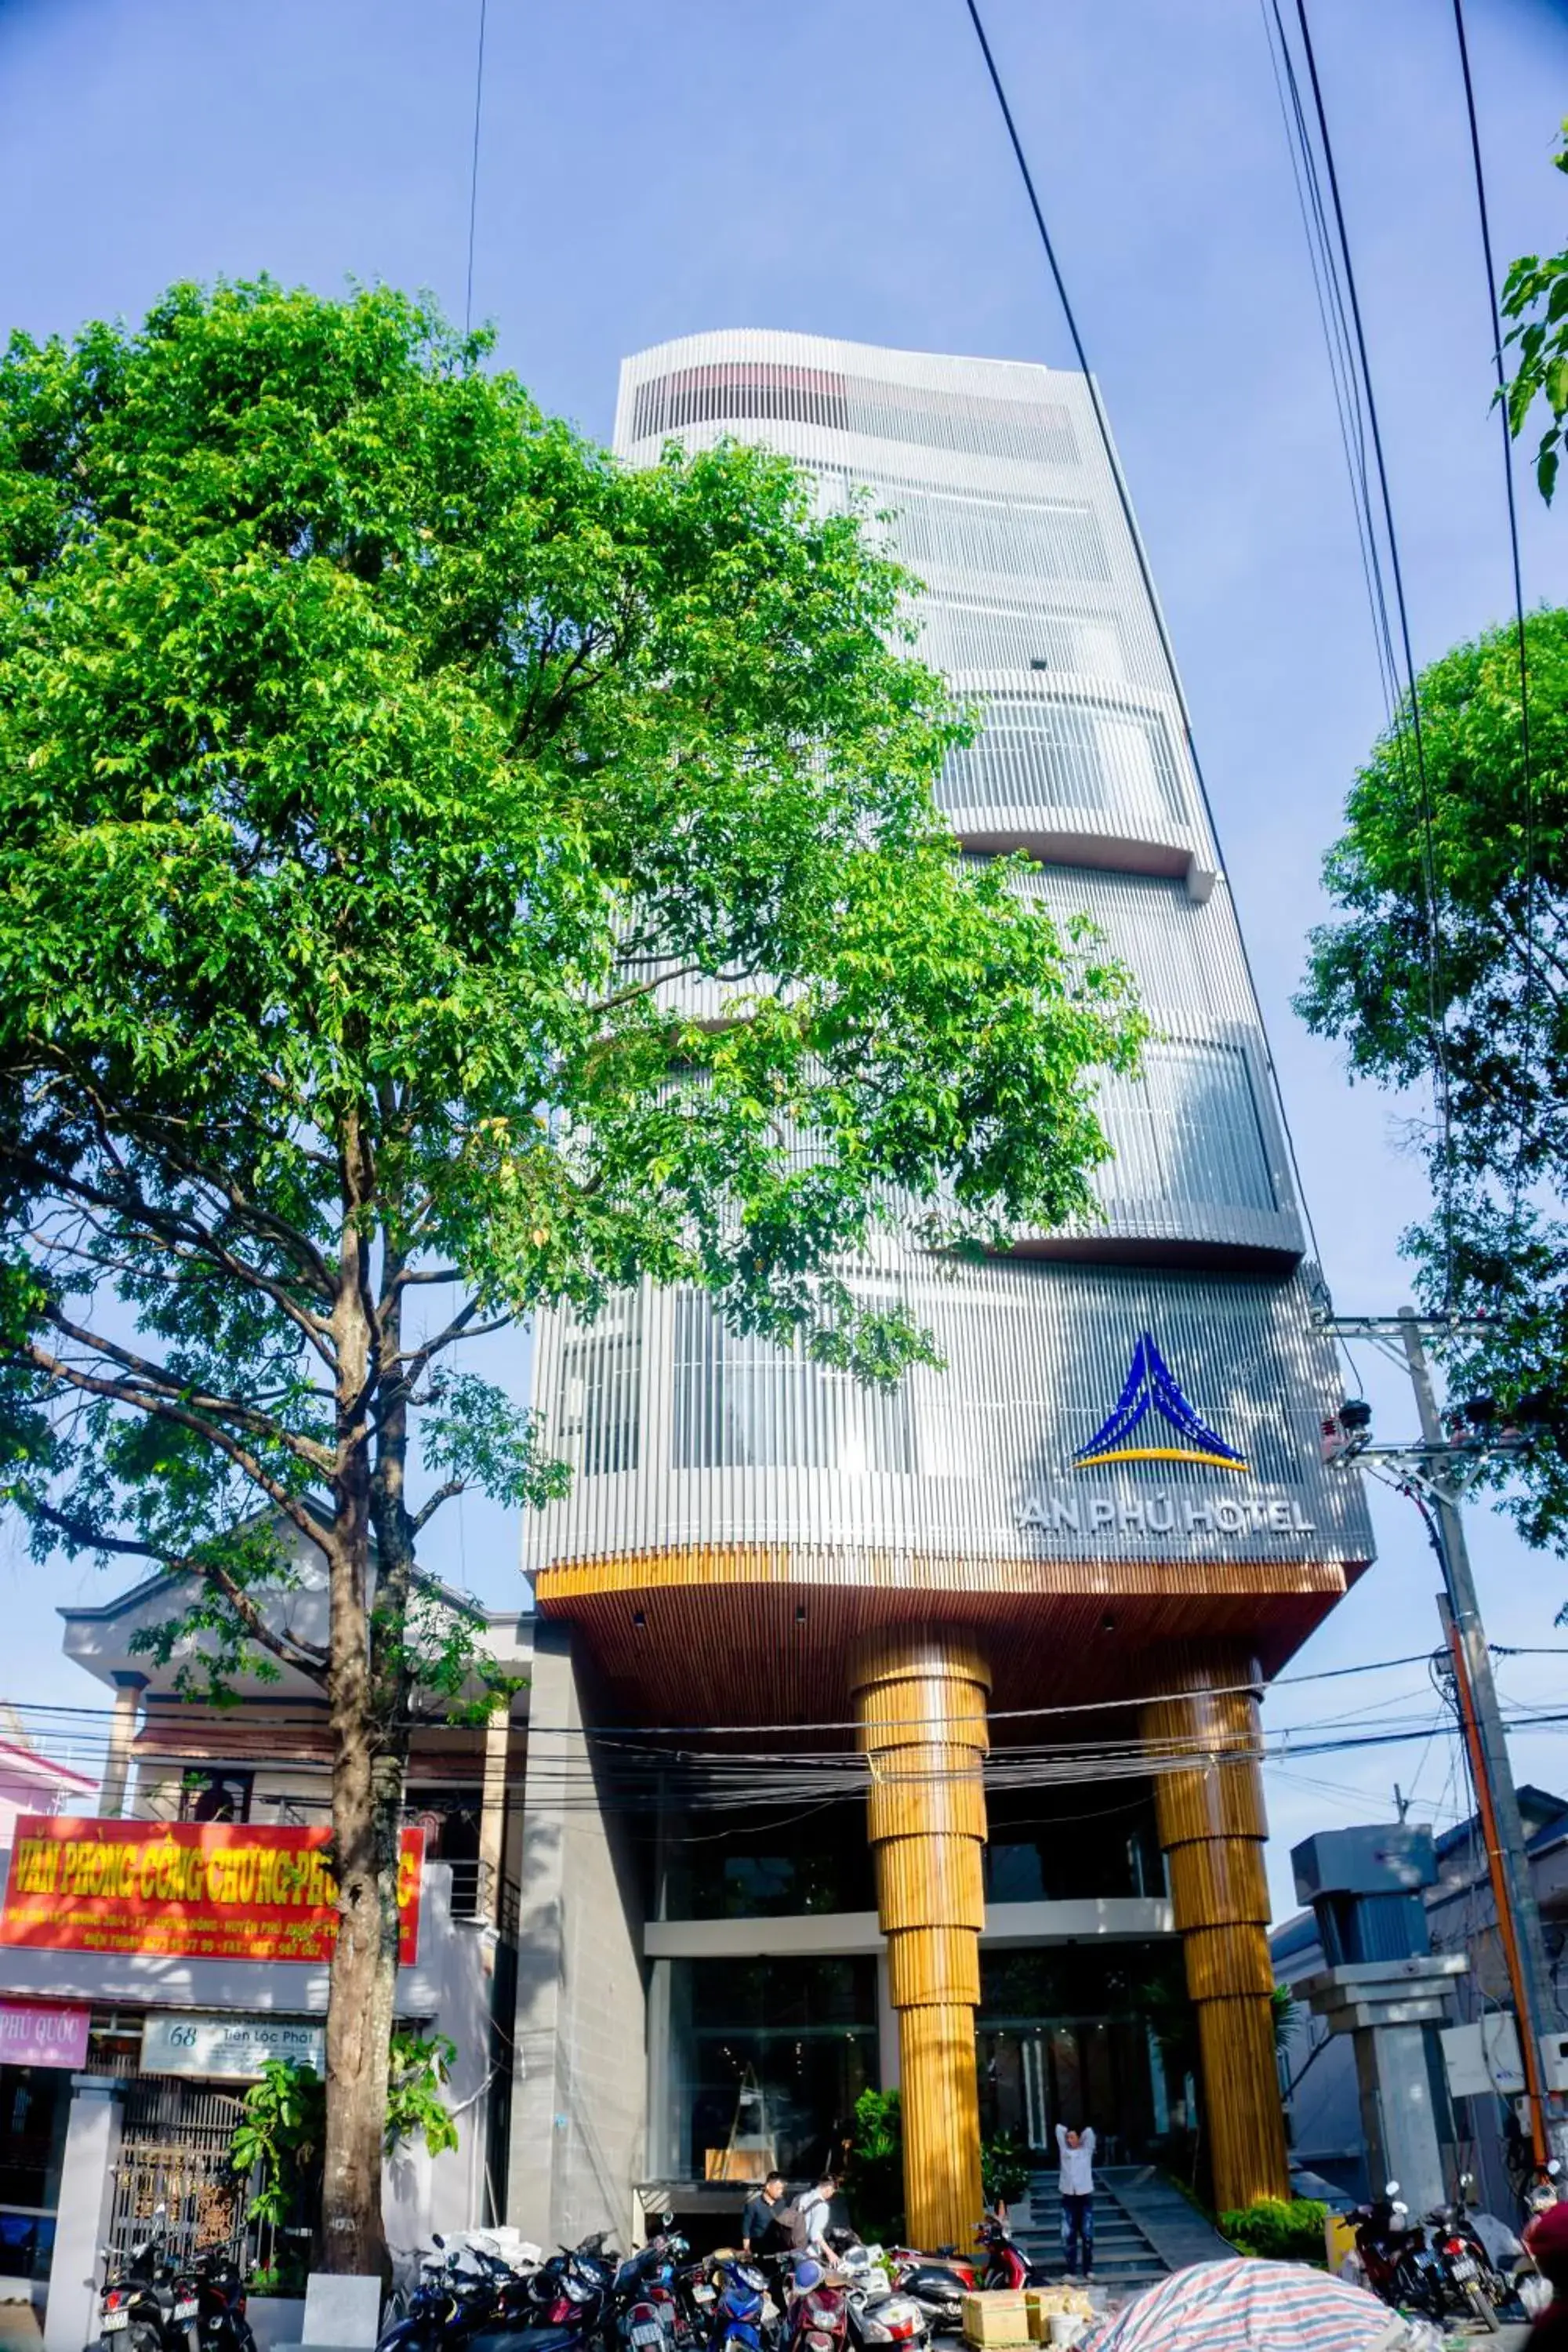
[797,2174,837,2257]
[1056,2123,1096,2280]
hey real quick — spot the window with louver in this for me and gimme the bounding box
[554,1290,642,1475]
[671,1290,914,1472]
[1094,1040,1276,1216]
[630,362,1079,463]
[939,694,1186,826]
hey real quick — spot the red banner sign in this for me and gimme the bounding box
[0,1816,423,1966]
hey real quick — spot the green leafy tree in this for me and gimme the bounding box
[0,279,1139,2274]
[1501,118,1568,500]
[1297,609,1568,1544]
[843,2087,905,2245]
[234,2034,458,2245]
[232,2059,327,2234]
[980,2130,1031,2214]
[386,2030,459,2161]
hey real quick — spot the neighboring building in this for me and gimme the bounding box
[1273,1787,1568,2213]
[0,1726,96,2307]
[0,1526,528,2352]
[0,1720,96,1846]
[514,332,1376,2250]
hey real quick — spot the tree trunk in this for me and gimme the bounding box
[320,1121,404,2281]
[321,1675,403,2278]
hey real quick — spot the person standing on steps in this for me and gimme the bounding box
[1056,2122,1096,2281]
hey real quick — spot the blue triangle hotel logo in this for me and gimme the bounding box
[1074,1331,1249,1473]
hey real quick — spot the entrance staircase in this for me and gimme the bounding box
[1011,2165,1235,2299]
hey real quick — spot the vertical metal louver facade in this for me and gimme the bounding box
[522,332,1372,1576]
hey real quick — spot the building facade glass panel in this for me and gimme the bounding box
[664,1957,878,2183]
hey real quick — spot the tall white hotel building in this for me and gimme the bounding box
[508,335,1373,2250]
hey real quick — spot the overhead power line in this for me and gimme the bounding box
[1258,0,1402,730]
[1450,0,1541,1225]
[0,1643,1489,1745]
[1287,0,1457,1300]
[958,0,1339,1341]
[464,0,489,337]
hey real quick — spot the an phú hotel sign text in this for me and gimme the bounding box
[0,1816,424,1965]
[1016,1331,1317,1537]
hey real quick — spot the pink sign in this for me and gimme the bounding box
[0,2000,90,2067]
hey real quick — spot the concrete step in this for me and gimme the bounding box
[1014,2165,1171,2293]
[1014,2161,1233,2296]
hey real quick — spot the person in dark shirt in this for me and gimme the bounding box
[742,2172,788,2256]
[1527,2201,1568,2348]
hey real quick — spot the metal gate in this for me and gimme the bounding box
[109,2079,249,2267]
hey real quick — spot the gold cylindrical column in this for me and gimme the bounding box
[855,1631,990,2252]
[1142,1648,1290,2213]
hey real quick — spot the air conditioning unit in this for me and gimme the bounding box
[1540,2031,1568,2092]
[1441,2014,1523,2100]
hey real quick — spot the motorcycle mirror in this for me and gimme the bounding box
[432,2237,445,2249]
[1384,2182,1400,2198]
[1552,2163,1563,2179]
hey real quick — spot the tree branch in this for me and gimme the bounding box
[24,1501,328,1673]
[0,1137,339,1364]
[19,1337,340,1568]
[409,1479,466,1536]
[390,1302,515,1384]
[45,1309,337,1475]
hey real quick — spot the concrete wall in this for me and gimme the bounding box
[42,2078,124,2352]
[509,1625,646,2248]
[382,1871,500,2256]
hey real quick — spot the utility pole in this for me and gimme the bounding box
[1394,1308,1562,2164]
[1330,1305,1563,2161]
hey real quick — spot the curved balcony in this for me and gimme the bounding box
[1004,1032,1304,1273]
[936,677,1216,895]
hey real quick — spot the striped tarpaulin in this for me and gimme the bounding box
[1079,2259,1443,2351]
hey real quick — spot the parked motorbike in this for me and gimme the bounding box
[1348,2185,1446,2322]
[704,2256,771,2352]
[613,2227,692,2352]
[1422,2180,1502,2335]
[376,2241,518,2352]
[497,2236,619,2352]
[830,2245,926,2352]
[780,2256,849,2352]
[193,2252,257,2352]
[971,2218,1051,2292]
[884,2245,976,2334]
[99,2210,201,2352]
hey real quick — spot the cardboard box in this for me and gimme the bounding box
[963,2292,1033,2347]
[1025,2288,1094,2338]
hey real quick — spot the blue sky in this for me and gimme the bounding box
[2,0,1567,1918]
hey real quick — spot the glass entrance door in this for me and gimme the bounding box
[976,1942,1195,2168]
[978,2020,1159,2164]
